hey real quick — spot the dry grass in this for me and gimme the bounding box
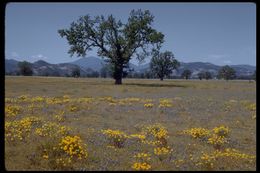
[5,76,256,171]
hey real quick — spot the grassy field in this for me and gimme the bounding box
[5,76,256,171]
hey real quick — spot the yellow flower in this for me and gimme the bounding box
[183,127,211,139]
[154,146,173,156]
[59,135,88,159]
[208,134,227,145]
[132,162,151,170]
[212,125,229,137]
[144,103,154,108]
[43,154,49,159]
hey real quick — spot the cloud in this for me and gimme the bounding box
[11,52,19,58]
[31,54,48,60]
[208,54,228,60]
[9,52,24,61]
[223,60,232,64]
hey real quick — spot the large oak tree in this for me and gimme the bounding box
[58,9,164,84]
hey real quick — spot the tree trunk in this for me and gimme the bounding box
[115,77,122,85]
[160,77,163,81]
[114,63,123,85]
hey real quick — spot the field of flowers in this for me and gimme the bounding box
[5,77,256,171]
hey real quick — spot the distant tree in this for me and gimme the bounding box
[182,69,192,80]
[133,72,140,78]
[253,70,256,81]
[126,68,135,78]
[121,63,133,78]
[218,65,236,80]
[197,71,205,80]
[87,71,99,78]
[140,73,145,79]
[15,70,20,76]
[42,71,50,76]
[150,51,180,81]
[58,9,164,85]
[144,70,153,79]
[18,61,33,76]
[71,68,80,78]
[52,70,61,77]
[204,71,212,80]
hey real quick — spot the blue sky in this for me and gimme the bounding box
[5,2,256,66]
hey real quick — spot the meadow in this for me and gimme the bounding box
[5,76,256,171]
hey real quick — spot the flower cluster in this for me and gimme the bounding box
[134,152,151,160]
[196,148,256,169]
[154,146,173,156]
[18,95,30,101]
[59,135,88,159]
[69,105,78,112]
[129,134,146,141]
[182,126,230,149]
[99,96,117,103]
[196,153,216,169]
[132,152,152,171]
[158,99,173,108]
[142,124,169,147]
[207,134,228,146]
[173,159,185,168]
[5,116,42,141]
[77,97,94,103]
[54,111,65,122]
[246,103,256,111]
[132,162,151,171]
[144,103,154,108]
[182,128,211,139]
[101,129,129,148]
[212,125,230,137]
[31,96,45,103]
[5,105,21,117]
[35,122,71,137]
[140,124,165,147]
[213,148,255,160]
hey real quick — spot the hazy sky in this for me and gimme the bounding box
[5,2,256,66]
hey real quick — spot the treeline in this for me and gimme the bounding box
[8,61,256,81]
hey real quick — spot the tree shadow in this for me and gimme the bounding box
[123,83,188,88]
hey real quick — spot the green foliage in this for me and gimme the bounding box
[198,71,212,80]
[182,69,192,80]
[150,51,180,81]
[58,9,164,84]
[197,72,205,80]
[205,71,212,80]
[218,66,236,80]
[18,61,33,76]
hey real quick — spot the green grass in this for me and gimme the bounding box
[5,76,256,171]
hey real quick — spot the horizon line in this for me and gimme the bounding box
[5,57,256,67]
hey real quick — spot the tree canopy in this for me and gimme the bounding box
[218,65,236,80]
[150,51,180,81]
[18,61,33,76]
[182,69,192,80]
[58,9,164,84]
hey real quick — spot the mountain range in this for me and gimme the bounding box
[5,56,256,78]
